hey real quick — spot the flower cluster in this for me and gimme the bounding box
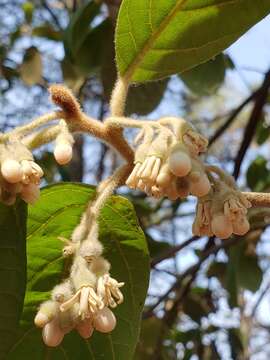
[0,139,43,205]
[193,176,251,239]
[126,117,211,200]
[0,117,74,206]
[35,219,124,347]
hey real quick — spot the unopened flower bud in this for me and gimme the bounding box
[42,318,64,347]
[76,319,94,339]
[169,147,191,177]
[232,217,250,236]
[1,159,23,183]
[190,174,211,197]
[54,143,73,165]
[156,164,171,187]
[93,307,116,333]
[211,214,233,239]
[35,300,58,328]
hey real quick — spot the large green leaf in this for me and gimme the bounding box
[8,183,149,360]
[115,0,270,82]
[0,200,27,359]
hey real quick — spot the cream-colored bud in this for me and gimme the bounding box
[35,300,58,328]
[190,174,211,197]
[211,214,233,239]
[1,159,23,183]
[93,307,116,333]
[42,319,64,347]
[156,164,171,187]
[169,149,191,177]
[54,143,73,165]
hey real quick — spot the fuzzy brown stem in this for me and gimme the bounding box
[243,192,270,208]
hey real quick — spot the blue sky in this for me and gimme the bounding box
[228,14,270,87]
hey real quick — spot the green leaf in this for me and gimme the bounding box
[74,19,113,76]
[126,79,169,115]
[247,156,270,192]
[0,200,27,358]
[20,46,42,86]
[32,24,62,42]
[226,240,263,306]
[64,0,101,60]
[8,183,149,360]
[180,54,225,95]
[134,318,163,359]
[115,0,270,82]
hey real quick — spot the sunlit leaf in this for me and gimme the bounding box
[116,0,270,82]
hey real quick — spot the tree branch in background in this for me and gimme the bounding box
[209,91,258,146]
[233,69,270,179]
[144,236,242,319]
[42,0,63,30]
[151,236,199,267]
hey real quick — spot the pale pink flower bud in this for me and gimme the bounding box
[1,159,23,183]
[76,319,94,339]
[190,174,211,197]
[54,143,73,165]
[211,214,233,239]
[42,319,64,347]
[93,307,116,333]
[169,150,191,177]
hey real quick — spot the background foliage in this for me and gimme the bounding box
[0,1,270,359]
